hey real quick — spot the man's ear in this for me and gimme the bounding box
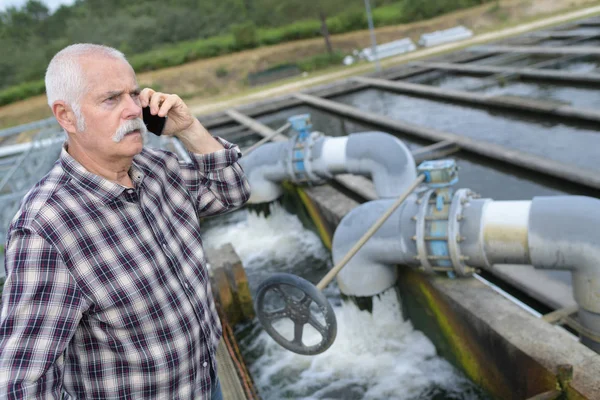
[52,101,77,133]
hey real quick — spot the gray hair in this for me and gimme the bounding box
[45,44,129,131]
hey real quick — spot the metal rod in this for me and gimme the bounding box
[364,0,381,73]
[244,122,291,155]
[542,305,579,324]
[316,175,425,290]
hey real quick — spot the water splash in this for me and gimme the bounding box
[202,203,485,400]
[243,289,482,400]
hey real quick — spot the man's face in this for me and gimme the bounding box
[73,56,145,161]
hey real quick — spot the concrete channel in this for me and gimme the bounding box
[191,14,600,399]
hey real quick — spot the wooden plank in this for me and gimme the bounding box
[353,75,600,124]
[215,340,251,400]
[293,92,600,191]
[205,244,259,400]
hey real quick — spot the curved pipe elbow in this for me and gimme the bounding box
[528,196,600,272]
[312,132,417,198]
[239,141,289,203]
[528,196,600,314]
[332,197,420,296]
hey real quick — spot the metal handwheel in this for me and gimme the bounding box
[255,273,337,355]
[254,176,425,355]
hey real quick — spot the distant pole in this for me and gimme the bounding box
[364,0,381,73]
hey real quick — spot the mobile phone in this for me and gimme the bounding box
[142,106,167,136]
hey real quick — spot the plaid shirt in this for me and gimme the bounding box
[0,138,250,399]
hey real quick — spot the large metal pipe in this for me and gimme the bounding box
[331,194,421,296]
[238,131,417,203]
[461,196,600,351]
[331,190,600,351]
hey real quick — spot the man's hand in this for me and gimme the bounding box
[139,88,196,137]
[139,88,223,154]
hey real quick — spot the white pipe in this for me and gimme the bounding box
[311,137,348,175]
[238,141,290,203]
[481,201,531,265]
[461,196,600,352]
[330,191,600,352]
[332,196,421,296]
[238,132,417,203]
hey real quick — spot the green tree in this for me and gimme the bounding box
[271,0,363,54]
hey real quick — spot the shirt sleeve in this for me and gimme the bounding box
[179,136,251,218]
[0,229,86,399]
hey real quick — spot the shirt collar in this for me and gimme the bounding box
[60,144,145,202]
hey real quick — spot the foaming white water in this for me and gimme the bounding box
[247,289,480,400]
[202,203,482,399]
[203,203,329,273]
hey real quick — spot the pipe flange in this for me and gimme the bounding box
[303,131,326,184]
[415,189,436,274]
[287,134,309,183]
[286,132,326,185]
[448,188,473,277]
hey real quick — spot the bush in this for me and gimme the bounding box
[297,51,345,72]
[0,80,46,107]
[215,66,229,78]
[231,22,259,50]
[280,20,322,41]
[129,35,236,72]
[257,20,321,45]
[372,4,405,26]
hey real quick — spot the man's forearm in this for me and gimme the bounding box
[176,119,224,155]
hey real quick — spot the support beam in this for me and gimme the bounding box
[293,92,600,191]
[409,59,600,86]
[353,75,600,124]
[469,45,600,56]
[226,110,281,141]
[411,140,460,164]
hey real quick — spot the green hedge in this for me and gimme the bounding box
[296,51,345,72]
[0,79,46,107]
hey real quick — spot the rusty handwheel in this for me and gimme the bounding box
[255,273,337,355]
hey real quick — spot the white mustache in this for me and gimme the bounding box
[112,118,148,143]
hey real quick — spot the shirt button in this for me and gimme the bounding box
[203,362,208,367]
[127,189,134,194]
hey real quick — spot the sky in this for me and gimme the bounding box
[0,0,76,12]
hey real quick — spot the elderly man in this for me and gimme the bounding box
[0,44,250,399]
